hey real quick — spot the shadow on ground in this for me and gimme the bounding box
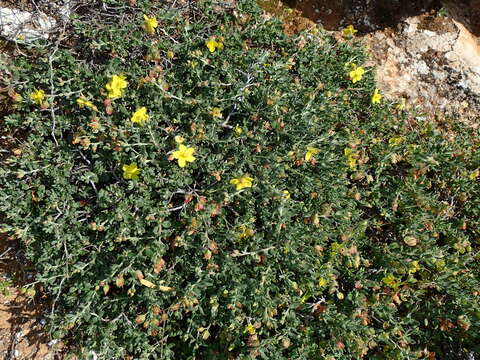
[285,0,443,31]
[282,0,480,36]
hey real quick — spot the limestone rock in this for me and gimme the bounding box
[0,7,56,42]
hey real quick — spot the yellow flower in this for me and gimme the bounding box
[282,190,290,200]
[245,324,256,335]
[408,261,421,274]
[388,136,405,146]
[318,277,327,287]
[230,176,253,191]
[76,97,98,111]
[238,225,254,239]
[172,144,196,168]
[210,107,222,118]
[122,163,140,180]
[469,169,479,180]
[30,88,45,105]
[349,65,365,83]
[305,147,320,161]
[131,107,149,125]
[167,51,175,59]
[143,15,158,35]
[234,125,243,136]
[344,148,357,169]
[106,75,128,99]
[205,38,224,53]
[371,88,382,104]
[382,274,400,289]
[342,25,357,37]
[174,135,185,144]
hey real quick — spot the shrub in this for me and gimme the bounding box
[1,0,479,358]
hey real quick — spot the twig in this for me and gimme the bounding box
[0,247,12,260]
[158,27,178,44]
[49,51,59,147]
[7,326,19,360]
[50,276,65,318]
[230,246,276,257]
[167,204,187,212]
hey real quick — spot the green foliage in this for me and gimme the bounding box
[0,277,12,296]
[1,0,479,358]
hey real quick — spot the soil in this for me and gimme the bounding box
[0,0,35,12]
[0,234,63,360]
[0,1,60,358]
[294,0,443,31]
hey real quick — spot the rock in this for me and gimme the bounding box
[446,20,480,75]
[0,7,56,43]
[443,0,480,35]
[47,339,58,347]
[362,13,480,121]
[0,1,74,44]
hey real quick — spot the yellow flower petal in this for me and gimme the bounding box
[205,38,223,53]
[342,25,357,37]
[371,88,382,104]
[211,107,222,118]
[30,88,45,105]
[122,163,140,180]
[305,147,320,161]
[131,107,149,125]
[172,144,196,168]
[230,176,253,190]
[106,75,128,99]
[143,15,158,35]
[349,66,365,83]
[206,39,216,53]
[185,147,195,157]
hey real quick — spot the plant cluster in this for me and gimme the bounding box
[1,0,479,359]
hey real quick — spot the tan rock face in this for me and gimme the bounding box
[363,14,480,121]
[447,21,480,78]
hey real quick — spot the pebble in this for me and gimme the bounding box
[47,339,59,347]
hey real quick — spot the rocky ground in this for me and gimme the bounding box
[265,0,480,123]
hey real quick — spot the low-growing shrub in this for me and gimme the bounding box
[1,0,479,358]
